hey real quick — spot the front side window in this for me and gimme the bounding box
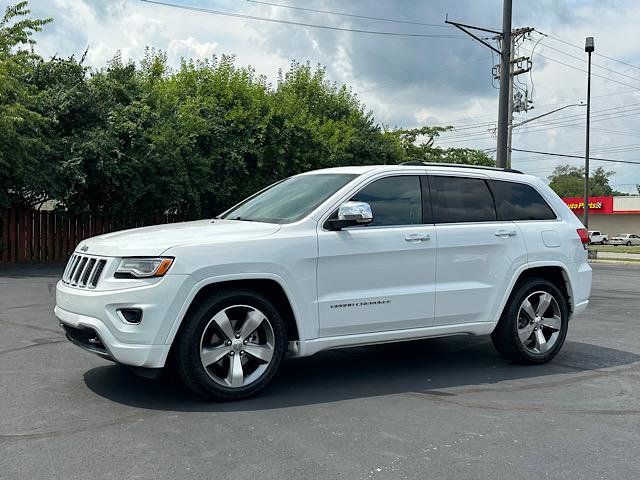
[492,180,557,221]
[350,175,423,227]
[221,174,357,224]
[429,176,496,223]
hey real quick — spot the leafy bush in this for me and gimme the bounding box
[1,2,494,220]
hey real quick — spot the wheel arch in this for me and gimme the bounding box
[164,275,302,362]
[495,263,575,328]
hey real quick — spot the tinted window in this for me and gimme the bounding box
[493,180,557,221]
[430,176,496,223]
[221,174,357,223]
[351,175,422,226]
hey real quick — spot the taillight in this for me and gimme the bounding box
[576,228,589,245]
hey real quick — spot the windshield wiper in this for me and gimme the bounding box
[229,216,255,222]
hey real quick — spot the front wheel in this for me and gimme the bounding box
[174,289,287,401]
[491,278,569,364]
[627,241,632,246]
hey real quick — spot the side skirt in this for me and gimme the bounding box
[288,321,495,358]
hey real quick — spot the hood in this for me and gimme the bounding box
[77,219,281,257]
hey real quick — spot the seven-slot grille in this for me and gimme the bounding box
[62,254,108,288]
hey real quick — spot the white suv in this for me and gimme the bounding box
[55,164,592,400]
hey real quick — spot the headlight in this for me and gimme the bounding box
[115,257,174,278]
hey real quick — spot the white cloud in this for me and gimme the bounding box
[168,37,218,60]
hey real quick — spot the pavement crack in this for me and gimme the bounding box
[0,318,62,335]
[0,411,160,442]
[0,337,66,356]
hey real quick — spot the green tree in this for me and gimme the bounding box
[2,1,497,220]
[60,57,404,219]
[548,165,618,197]
[0,1,52,207]
[384,126,495,166]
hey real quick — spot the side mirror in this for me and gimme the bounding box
[326,201,373,230]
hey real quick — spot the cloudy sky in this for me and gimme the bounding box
[27,0,640,192]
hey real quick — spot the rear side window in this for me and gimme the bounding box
[351,175,422,226]
[492,180,557,221]
[429,176,496,223]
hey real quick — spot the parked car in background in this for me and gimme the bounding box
[588,230,608,244]
[608,234,640,246]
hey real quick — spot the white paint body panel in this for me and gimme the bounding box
[54,165,592,368]
[317,224,437,336]
[433,221,527,325]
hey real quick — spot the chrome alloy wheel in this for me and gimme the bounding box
[516,291,562,354]
[199,305,275,388]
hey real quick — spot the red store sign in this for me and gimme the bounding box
[562,196,614,214]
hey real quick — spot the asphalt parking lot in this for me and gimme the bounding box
[1,263,639,479]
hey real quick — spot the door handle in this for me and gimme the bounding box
[405,233,431,242]
[494,229,517,238]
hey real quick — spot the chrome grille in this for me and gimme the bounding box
[62,254,108,289]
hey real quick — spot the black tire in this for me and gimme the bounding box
[491,277,569,364]
[174,288,287,401]
[627,241,632,246]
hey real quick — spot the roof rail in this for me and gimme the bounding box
[400,161,523,174]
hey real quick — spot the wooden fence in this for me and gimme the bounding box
[0,207,179,264]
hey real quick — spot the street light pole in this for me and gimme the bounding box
[511,103,585,129]
[583,37,594,228]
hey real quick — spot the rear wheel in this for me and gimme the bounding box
[175,289,286,401]
[627,241,632,246]
[491,278,569,364]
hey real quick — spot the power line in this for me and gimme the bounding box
[245,0,450,28]
[446,101,640,134]
[536,30,640,72]
[437,107,640,143]
[512,148,640,166]
[435,103,640,142]
[512,108,640,133]
[517,103,640,126]
[427,89,640,129]
[532,38,640,84]
[440,110,640,143]
[512,143,640,161]
[139,0,467,38]
[545,124,640,138]
[520,47,640,92]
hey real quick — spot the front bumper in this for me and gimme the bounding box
[56,306,170,367]
[55,273,194,368]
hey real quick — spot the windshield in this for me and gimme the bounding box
[220,173,358,224]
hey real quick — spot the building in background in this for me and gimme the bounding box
[562,196,640,234]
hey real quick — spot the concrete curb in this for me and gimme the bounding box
[589,259,640,266]
[588,250,640,261]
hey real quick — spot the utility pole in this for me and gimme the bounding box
[447,1,532,169]
[502,28,534,168]
[506,43,514,169]
[496,0,512,168]
[584,36,594,228]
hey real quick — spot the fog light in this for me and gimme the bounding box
[118,308,142,324]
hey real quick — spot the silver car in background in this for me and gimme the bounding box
[608,234,640,246]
